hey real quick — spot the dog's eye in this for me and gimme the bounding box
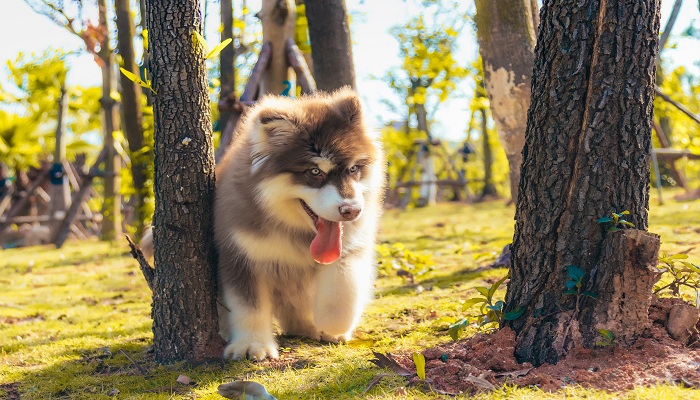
[349,165,359,173]
[308,167,322,176]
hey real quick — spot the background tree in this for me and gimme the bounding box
[115,0,148,237]
[24,0,122,240]
[305,0,356,91]
[504,0,662,366]
[474,0,538,204]
[384,2,468,205]
[146,0,223,362]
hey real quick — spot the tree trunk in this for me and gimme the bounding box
[305,0,356,91]
[146,0,224,362]
[474,0,537,205]
[115,0,147,237]
[479,107,499,199]
[218,0,235,132]
[98,0,122,242]
[259,0,295,96]
[504,0,661,366]
[50,85,71,236]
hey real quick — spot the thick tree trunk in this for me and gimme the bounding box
[305,0,356,91]
[504,0,661,366]
[474,0,537,204]
[146,0,224,362]
[115,0,147,237]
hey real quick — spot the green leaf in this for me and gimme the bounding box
[413,352,426,380]
[582,291,598,299]
[566,265,585,282]
[670,254,689,260]
[206,38,232,59]
[563,289,578,296]
[476,287,490,298]
[597,328,615,341]
[504,307,525,321]
[565,280,578,290]
[448,318,468,341]
[462,297,487,311]
[681,262,700,273]
[488,273,510,300]
[620,210,630,215]
[597,217,613,223]
[119,67,156,95]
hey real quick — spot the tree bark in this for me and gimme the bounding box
[474,0,537,205]
[504,0,661,366]
[115,0,147,237]
[305,0,356,91]
[98,0,122,242]
[50,85,71,235]
[146,0,224,362]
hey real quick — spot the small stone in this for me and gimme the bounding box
[177,374,192,385]
[667,304,700,343]
[107,388,120,396]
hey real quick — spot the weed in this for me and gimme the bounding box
[596,329,616,347]
[376,242,435,283]
[655,253,700,307]
[596,210,635,232]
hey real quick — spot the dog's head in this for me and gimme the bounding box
[245,88,383,264]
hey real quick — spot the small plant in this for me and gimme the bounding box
[449,273,524,340]
[596,210,635,232]
[655,253,700,307]
[376,243,435,283]
[563,265,597,299]
[192,30,233,60]
[596,328,616,347]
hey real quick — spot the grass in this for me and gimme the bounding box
[1,191,700,399]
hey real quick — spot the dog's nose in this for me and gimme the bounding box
[339,204,362,221]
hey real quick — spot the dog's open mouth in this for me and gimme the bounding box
[300,200,342,265]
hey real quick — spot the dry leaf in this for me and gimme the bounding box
[370,352,413,377]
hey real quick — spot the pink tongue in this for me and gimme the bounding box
[310,218,342,264]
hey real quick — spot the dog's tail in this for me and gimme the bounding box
[139,226,154,260]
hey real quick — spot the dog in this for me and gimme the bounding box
[141,89,385,359]
[215,88,385,360]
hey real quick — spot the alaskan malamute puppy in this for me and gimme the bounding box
[215,88,385,360]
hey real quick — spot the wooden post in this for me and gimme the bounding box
[259,0,295,96]
[50,85,72,235]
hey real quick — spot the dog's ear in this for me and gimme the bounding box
[258,109,298,138]
[331,88,362,125]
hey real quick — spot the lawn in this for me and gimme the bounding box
[2,193,700,399]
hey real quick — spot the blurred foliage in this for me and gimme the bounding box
[1,49,100,172]
[654,65,700,188]
[384,0,469,130]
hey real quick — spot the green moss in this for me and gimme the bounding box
[1,194,699,398]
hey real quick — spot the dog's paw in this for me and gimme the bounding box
[319,331,350,344]
[224,338,279,361]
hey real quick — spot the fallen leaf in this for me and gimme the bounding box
[494,367,533,379]
[370,352,413,377]
[218,381,277,400]
[361,373,391,395]
[463,374,495,391]
[176,375,192,385]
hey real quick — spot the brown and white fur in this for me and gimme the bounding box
[214,88,385,360]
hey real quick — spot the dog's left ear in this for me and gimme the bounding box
[331,88,362,125]
[258,109,298,138]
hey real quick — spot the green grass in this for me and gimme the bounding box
[2,192,700,399]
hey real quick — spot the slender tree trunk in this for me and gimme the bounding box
[115,0,147,237]
[479,107,498,199]
[98,0,122,242]
[504,0,662,366]
[219,0,235,132]
[474,0,537,204]
[305,0,356,91]
[146,0,224,362]
[50,85,71,235]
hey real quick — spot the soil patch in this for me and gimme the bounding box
[396,297,700,395]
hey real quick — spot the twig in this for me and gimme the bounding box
[125,234,155,291]
[119,349,148,376]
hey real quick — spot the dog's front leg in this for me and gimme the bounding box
[219,250,278,361]
[312,256,374,342]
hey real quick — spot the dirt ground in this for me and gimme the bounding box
[394,297,700,395]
